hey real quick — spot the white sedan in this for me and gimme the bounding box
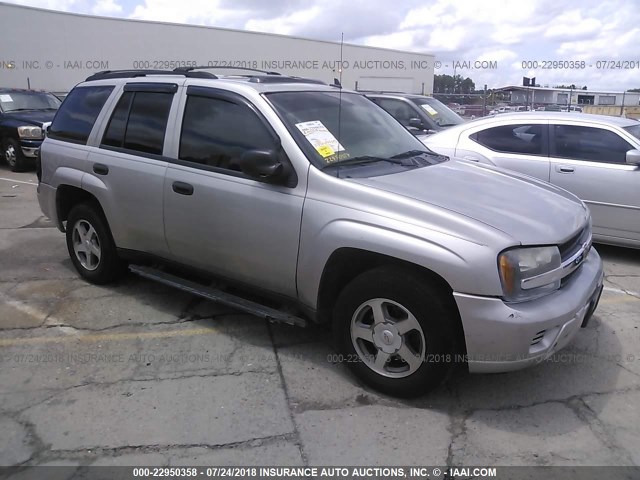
[422,112,640,248]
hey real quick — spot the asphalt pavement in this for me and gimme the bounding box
[1,168,639,469]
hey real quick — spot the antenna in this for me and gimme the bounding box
[336,32,344,177]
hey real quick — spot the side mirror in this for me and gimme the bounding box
[238,150,284,181]
[408,117,424,129]
[626,149,640,166]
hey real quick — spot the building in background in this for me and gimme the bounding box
[0,2,435,95]
[496,85,640,108]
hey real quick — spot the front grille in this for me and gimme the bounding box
[558,224,592,287]
[559,225,589,261]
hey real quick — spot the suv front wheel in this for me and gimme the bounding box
[333,266,455,397]
[66,203,125,284]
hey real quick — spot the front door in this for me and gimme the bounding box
[163,88,305,298]
[549,123,640,243]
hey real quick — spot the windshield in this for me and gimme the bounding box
[0,92,61,113]
[265,91,445,176]
[624,123,640,142]
[411,97,464,127]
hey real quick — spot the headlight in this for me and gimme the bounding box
[498,246,561,303]
[17,125,43,139]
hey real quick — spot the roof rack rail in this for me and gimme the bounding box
[248,76,326,85]
[85,69,218,81]
[173,66,281,75]
[357,89,411,94]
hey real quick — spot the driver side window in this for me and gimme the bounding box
[179,94,275,172]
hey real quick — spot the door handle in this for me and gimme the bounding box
[93,163,109,175]
[556,165,575,173]
[172,181,194,196]
[463,156,480,162]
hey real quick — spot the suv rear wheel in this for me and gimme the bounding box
[333,266,455,397]
[66,203,125,284]
[3,139,26,172]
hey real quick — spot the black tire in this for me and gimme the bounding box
[333,266,456,398]
[66,203,126,284]
[4,138,27,172]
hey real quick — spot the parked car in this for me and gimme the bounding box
[37,69,603,397]
[364,92,464,136]
[423,112,640,248]
[0,88,61,171]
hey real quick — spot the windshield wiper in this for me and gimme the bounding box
[320,155,406,170]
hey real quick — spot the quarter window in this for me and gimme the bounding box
[472,124,544,155]
[49,86,113,144]
[552,125,632,164]
[179,95,275,171]
[101,91,173,155]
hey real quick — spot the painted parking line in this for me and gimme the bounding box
[599,296,639,305]
[603,286,640,297]
[0,327,218,347]
[0,177,37,186]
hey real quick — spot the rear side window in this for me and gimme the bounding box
[49,86,113,144]
[472,124,544,155]
[179,95,275,170]
[101,91,173,155]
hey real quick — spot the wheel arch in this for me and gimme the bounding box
[316,247,467,357]
[56,185,107,232]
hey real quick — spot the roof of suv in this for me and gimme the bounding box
[483,111,639,127]
[363,92,435,99]
[81,69,346,94]
[0,88,52,94]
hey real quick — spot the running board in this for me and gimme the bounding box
[128,265,307,327]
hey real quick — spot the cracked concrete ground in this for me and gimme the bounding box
[1,169,639,470]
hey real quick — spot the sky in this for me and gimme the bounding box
[5,0,640,91]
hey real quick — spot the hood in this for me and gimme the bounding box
[349,159,588,245]
[3,109,57,126]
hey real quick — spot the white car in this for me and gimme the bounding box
[422,112,640,248]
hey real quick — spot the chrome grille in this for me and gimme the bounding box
[559,226,589,262]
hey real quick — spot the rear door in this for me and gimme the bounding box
[548,123,640,243]
[162,86,304,298]
[86,82,180,255]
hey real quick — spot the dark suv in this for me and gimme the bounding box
[365,92,464,137]
[0,88,61,171]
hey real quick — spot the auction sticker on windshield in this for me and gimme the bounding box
[421,104,438,116]
[296,120,345,159]
[0,94,13,102]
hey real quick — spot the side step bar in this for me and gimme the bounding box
[129,265,307,327]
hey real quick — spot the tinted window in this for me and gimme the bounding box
[473,124,544,155]
[552,125,632,163]
[49,86,113,144]
[371,98,416,126]
[179,95,275,170]
[101,92,134,148]
[123,92,173,155]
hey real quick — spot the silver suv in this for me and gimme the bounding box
[37,68,604,397]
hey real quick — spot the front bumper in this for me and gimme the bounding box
[454,248,604,373]
[20,139,43,158]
